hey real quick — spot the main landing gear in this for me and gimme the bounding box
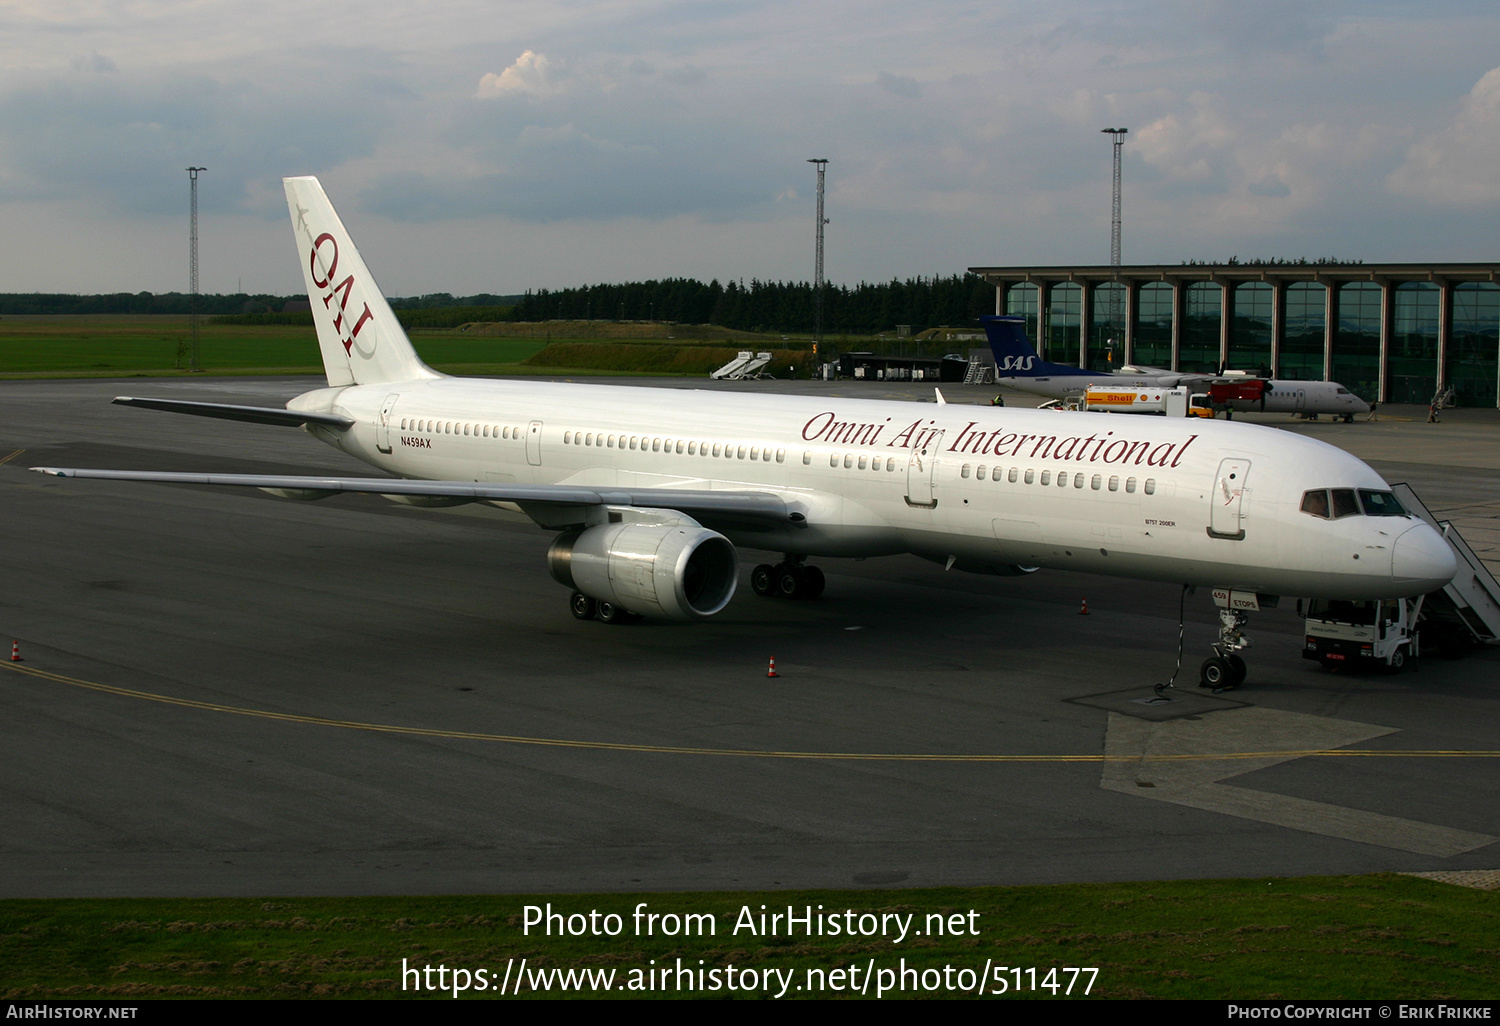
[751,558,826,601]
[569,592,642,625]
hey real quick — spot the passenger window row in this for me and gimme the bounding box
[961,463,1155,494]
[825,453,898,472]
[562,431,786,463]
[792,451,1159,496]
[400,418,522,439]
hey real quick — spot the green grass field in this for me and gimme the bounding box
[1,876,1494,999]
[0,315,824,379]
[0,315,556,378]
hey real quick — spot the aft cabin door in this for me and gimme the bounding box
[376,393,399,454]
[905,431,943,508]
[1208,457,1250,540]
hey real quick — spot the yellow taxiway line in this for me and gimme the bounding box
[6,658,1500,763]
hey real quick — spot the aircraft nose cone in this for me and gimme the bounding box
[1391,522,1457,591]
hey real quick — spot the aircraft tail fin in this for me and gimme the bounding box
[980,315,1091,379]
[284,176,439,387]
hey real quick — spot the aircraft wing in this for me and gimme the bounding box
[111,397,355,430]
[28,467,797,529]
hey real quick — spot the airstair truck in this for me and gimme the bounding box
[1301,483,1500,671]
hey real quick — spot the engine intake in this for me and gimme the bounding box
[548,523,738,620]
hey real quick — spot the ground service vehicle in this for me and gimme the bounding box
[1302,484,1500,672]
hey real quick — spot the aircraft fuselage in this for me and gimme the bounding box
[292,376,1447,601]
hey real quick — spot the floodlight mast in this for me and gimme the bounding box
[185,167,207,372]
[1100,129,1127,366]
[808,158,829,352]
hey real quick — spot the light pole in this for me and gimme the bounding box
[1099,130,1126,367]
[185,166,207,372]
[807,158,828,355]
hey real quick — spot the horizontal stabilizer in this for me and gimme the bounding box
[112,397,354,430]
[29,467,794,526]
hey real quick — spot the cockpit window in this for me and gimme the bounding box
[1300,490,1330,519]
[1358,489,1407,516]
[1302,487,1410,520]
[1331,489,1361,518]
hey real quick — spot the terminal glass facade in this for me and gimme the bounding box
[1044,283,1082,364]
[1229,282,1273,373]
[981,266,1500,407]
[1391,283,1439,405]
[1133,282,1173,367]
[1004,283,1038,349]
[1332,282,1381,402]
[1181,282,1221,371]
[1280,283,1325,380]
[1091,282,1126,371]
[1450,283,1499,407]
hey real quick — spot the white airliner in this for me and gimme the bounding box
[983,318,1372,421]
[33,177,1453,688]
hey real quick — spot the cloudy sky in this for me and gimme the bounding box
[2,1,1498,297]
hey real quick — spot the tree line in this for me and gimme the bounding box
[0,292,522,317]
[512,275,996,334]
[1,275,997,334]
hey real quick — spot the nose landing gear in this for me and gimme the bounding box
[1200,607,1250,689]
[1156,587,1270,695]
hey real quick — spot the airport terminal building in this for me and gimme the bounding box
[968,263,1500,407]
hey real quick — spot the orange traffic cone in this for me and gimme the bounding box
[10,640,20,662]
[1078,597,1089,616]
[766,657,779,678]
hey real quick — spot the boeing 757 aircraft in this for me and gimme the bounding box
[983,317,1372,421]
[33,177,1451,688]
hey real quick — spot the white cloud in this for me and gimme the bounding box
[1,2,1499,290]
[69,51,117,73]
[1387,66,1500,205]
[874,71,920,100]
[1133,92,1234,185]
[476,50,555,99]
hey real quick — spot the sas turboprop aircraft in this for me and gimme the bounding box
[32,177,1452,689]
[983,317,1372,421]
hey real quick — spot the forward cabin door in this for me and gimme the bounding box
[1208,457,1251,540]
[905,430,943,508]
[526,420,543,467]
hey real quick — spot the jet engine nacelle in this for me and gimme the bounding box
[547,522,739,620]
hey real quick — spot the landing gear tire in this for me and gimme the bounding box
[751,564,776,596]
[1226,654,1247,687]
[754,559,823,600]
[570,592,597,621]
[1200,657,1234,689]
[597,601,636,625]
[775,564,804,599]
[800,565,826,599]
